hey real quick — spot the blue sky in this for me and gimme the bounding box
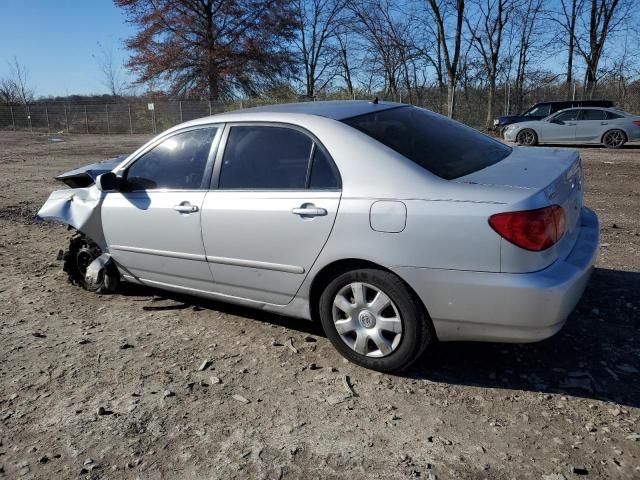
[0,0,135,97]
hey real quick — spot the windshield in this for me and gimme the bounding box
[523,104,551,117]
[342,106,512,180]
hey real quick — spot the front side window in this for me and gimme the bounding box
[219,126,313,189]
[579,109,607,121]
[553,110,580,122]
[126,127,217,190]
[342,106,511,180]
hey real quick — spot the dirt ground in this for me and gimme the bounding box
[0,131,639,480]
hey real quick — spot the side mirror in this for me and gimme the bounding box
[95,172,119,192]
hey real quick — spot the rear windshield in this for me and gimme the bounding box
[342,106,511,180]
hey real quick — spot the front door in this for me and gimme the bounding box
[102,126,221,292]
[201,124,342,305]
[542,109,579,143]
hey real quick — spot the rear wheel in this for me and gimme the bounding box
[516,128,538,146]
[602,129,626,149]
[63,233,119,293]
[319,268,433,372]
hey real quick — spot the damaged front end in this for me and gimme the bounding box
[55,155,126,188]
[37,155,126,248]
[37,156,128,293]
[37,185,107,248]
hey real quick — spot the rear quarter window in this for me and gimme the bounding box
[342,106,511,180]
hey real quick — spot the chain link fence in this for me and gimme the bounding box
[1,84,639,135]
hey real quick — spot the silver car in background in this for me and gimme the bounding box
[504,107,640,148]
[38,101,599,371]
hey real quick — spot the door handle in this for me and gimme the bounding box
[173,202,199,213]
[292,203,327,218]
[566,122,576,126]
[600,122,608,125]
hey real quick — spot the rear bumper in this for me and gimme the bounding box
[393,207,599,342]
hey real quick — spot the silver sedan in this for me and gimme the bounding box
[504,107,640,148]
[38,101,599,371]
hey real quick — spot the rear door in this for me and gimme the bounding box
[574,108,608,142]
[200,124,341,305]
[542,109,579,142]
[102,126,221,292]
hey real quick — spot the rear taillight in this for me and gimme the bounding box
[489,205,566,251]
[633,120,640,127]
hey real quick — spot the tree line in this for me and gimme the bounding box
[2,0,638,128]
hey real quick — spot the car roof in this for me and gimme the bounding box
[536,100,613,105]
[224,100,405,120]
[555,106,620,112]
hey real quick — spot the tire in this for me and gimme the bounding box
[318,268,433,372]
[516,128,538,146]
[63,233,119,294]
[602,129,627,149]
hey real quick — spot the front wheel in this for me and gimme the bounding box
[319,269,433,372]
[602,129,627,149]
[516,128,538,146]
[63,233,119,294]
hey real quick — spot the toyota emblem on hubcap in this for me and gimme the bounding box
[359,310,376,328]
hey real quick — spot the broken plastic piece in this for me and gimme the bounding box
[85,253,113,289]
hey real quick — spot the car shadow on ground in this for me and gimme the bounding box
[119,267,639,408]
[409,267,640,408]
[542,143,640,150]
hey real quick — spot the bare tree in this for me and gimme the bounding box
[334,27,355,96]
[512,0,546,112]
[93,42,127,97]
[467,0,513,129]
[0,77,19,105]
[552,0,584,89]
[6,57,35,105]
[294,0,347,98]
[426,0,465,117]
[350,0,421,99]
[576,0,630,97]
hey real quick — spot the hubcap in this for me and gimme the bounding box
[332,282,403,358]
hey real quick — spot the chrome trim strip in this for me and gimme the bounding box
[205,255,305,274]
[110,245,206,262]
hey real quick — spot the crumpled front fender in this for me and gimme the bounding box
[37,186,107,249]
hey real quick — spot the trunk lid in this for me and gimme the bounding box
[455,146,584,271]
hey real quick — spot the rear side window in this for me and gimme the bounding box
[126,127,217,190]
[219,126,313,189]
[580,109,607,120]
[342,106,511,180]
[309,147,340,189]
[606,111,624,119]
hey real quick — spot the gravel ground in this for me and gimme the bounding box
[0,132,639,480]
